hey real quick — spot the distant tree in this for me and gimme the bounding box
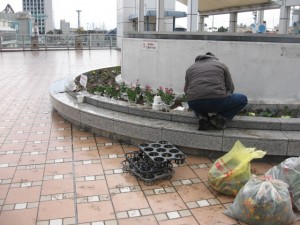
[217,26,228,32]
[54,29,62,34]
[46,29,62,34]
[75,28,85,34]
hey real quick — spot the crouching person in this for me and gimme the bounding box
[184,52,248,130]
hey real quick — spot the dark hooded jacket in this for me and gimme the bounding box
[184,54,235,101]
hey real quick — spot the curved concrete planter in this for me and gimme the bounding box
[50,76,300,158]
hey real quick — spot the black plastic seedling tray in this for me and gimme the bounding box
[122,141,186,185]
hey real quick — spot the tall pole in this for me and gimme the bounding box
[76,10,82,29]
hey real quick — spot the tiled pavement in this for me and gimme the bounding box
[0,50,299,225]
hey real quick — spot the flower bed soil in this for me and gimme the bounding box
[74,66,299,118]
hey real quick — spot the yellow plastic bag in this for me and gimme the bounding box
[208,140,266,196]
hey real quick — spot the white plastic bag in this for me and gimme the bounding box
[224,176,298,225]
[265,156,300,211]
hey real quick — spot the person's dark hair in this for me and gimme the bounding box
[206,52,215,57]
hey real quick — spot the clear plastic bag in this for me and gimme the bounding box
[224,176,298,225]
[208,140,266,196]
[265,157,300,211]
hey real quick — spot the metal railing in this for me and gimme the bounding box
[0,33,117,51]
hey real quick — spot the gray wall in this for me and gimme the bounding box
[121,32,300,105]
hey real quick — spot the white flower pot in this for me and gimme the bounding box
[77,95,84,103]
[152,103,162,110]
[181,102,189,110]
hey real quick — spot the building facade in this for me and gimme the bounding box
[60,19,70,34]
[22,0,54,34]
[1,4,34,46]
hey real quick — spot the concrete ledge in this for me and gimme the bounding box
[126,31,300,43]
[49,77,300,157]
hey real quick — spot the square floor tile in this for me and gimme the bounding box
[18,155,46,166]
[171,166,198,181]
[0,184,10,199]
[0,154,21,164]
[191,205,237,225]
[46,149,72,161]
[101,158,124,170]
[48,140,72,149]
[41,179,74,195]
[72,130,94,138]
[5,186,41,204]
[118,215,158,225]
[0,208,37,225]
[13,168,44,183]
[121,145,140,154]
[77,201,115,223]
[38,199,74,220]
[23,143,49,153]
[95,136,116,144]
[215,193,235,204]
[159,216,199,225]
[176,183,215,202]
[106,173,139,189]
[193,167,211,182]
[72,139,97,149]
[74,150,100,161]
[44,162,73,176]
[76,180,109,197]
[185,155,212,165]
[51,123,71,130]
[6,133,29,142]
[50,130,72,138]
[111,191,149,212]
[0,143,25,151]
[27,133,50,142]
[0,167,16,179]
[98,145,124,156]
[75,163,104,177]
[139,179,172,191]
[147,192,187,214]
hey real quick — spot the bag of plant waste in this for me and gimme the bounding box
[208,140,266,196]
[224,176,298,225]
[265,156,300,211]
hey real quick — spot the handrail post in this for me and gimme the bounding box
[22,35,25,51]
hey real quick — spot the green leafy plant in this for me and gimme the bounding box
[143,85,154,105]
[126,86,139,102]
[126,80,142,103]
[120,82,127,93]
[158,86,175,105]
[105,85,120,99]
[94,85,106,95]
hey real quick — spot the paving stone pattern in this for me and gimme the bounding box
[0,50,299,225]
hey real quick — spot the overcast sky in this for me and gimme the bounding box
[1,0,117,30]
[1,0,281,30]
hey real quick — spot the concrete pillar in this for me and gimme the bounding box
[256,10,265,24]
[229,12,237,33]
[117,0,137,48]
[138,0,145,31]
[156,0,165,31]
[198,16,205,32]
[279,3,291,34]
[187,0,198,31]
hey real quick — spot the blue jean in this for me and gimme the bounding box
[188,93,248,121]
